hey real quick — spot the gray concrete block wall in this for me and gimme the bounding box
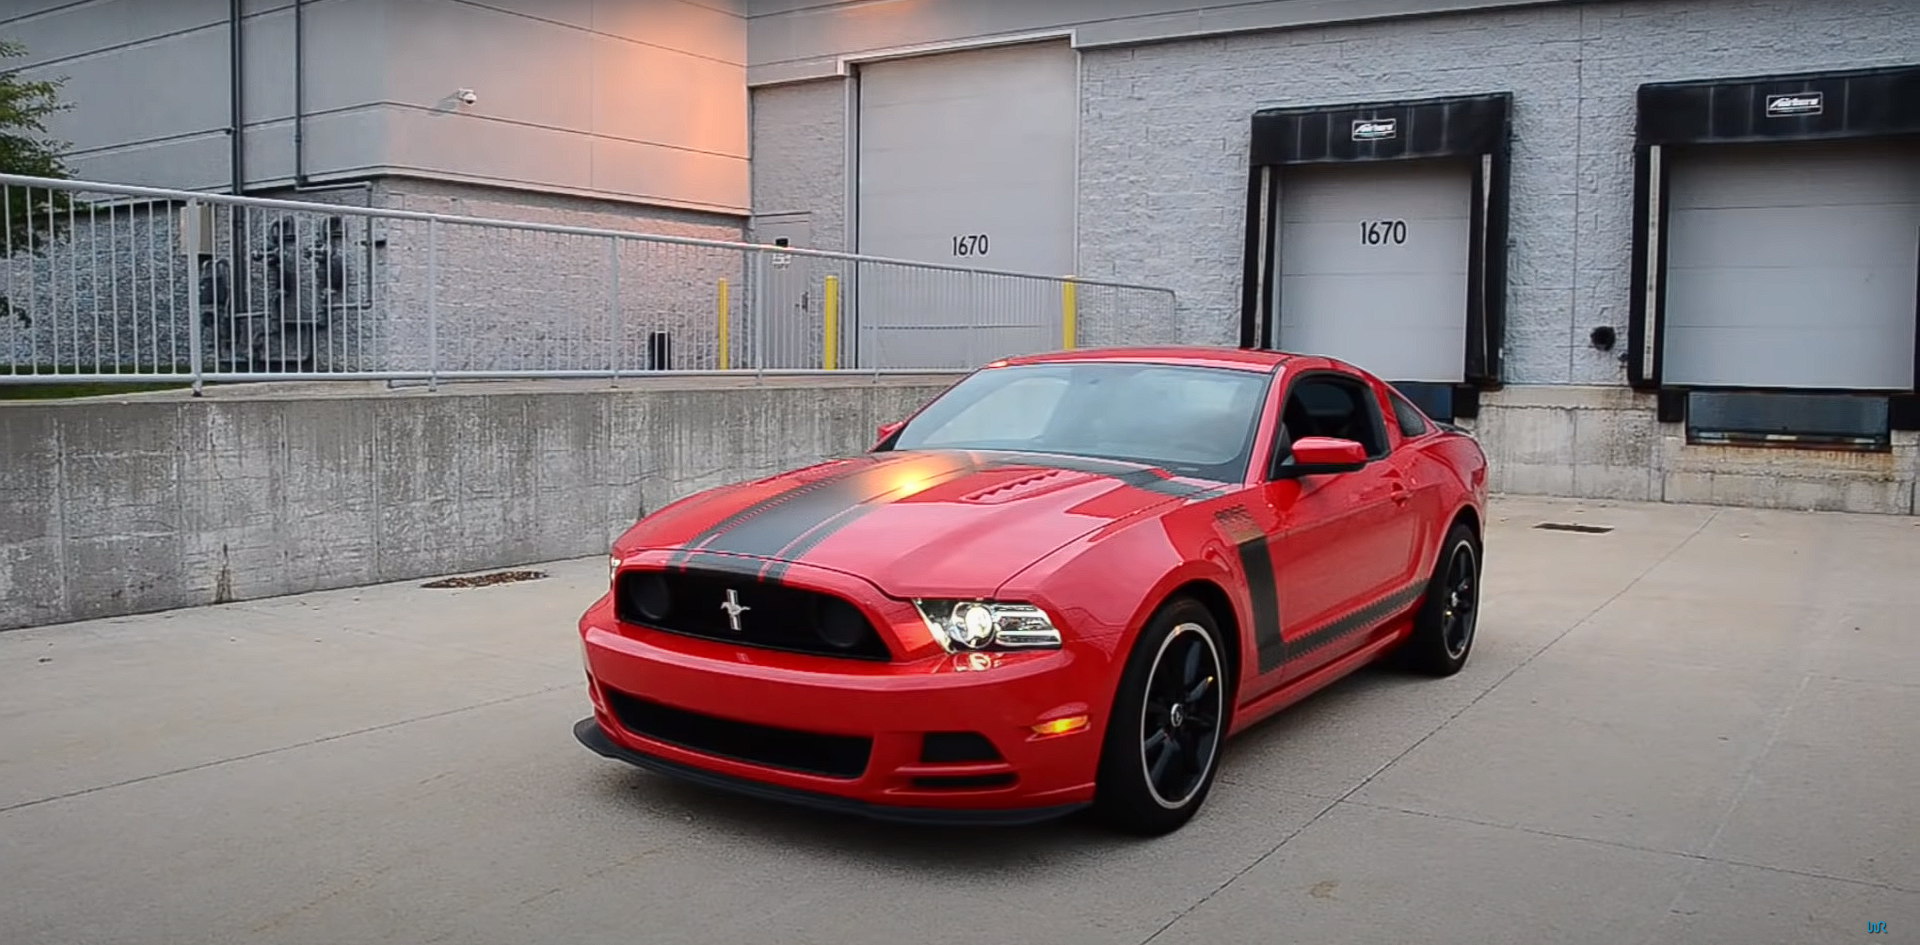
[0,195,382,375]
[1,206,196,373]
[364,178,753,374]
[1,177,763,377]
[734,0,1917,515]
[747,79,850,252]
[744,0,1918,378]
[744,0,1920,376]
[1077,0,1920,378]
[0,375,959,632]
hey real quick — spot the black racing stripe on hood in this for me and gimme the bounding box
[659,550,770,581]
[758,452,988,582]
[666,456,890,570]
[688,451,982,566]
[1179,484,1236,504]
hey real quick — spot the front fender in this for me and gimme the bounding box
[994,503,1253,681]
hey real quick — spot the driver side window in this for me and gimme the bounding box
[1274,374,1390,469]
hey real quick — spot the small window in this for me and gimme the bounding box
[1388,390,1432,439]
[1684,390,1891,452]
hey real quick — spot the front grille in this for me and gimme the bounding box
[604,687,872,780]
[614,567,891,661]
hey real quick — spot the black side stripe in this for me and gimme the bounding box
[1242,539,1287,674]
[1280,581,1426,666]
[1216,506,1428,675]
[1216,508,1286,674]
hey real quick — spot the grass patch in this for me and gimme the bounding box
[0,380,196,399]
[0,364,199,399]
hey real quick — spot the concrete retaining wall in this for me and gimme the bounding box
[7,371,1912,632]
[0,374,957,631]
[1464,388,1920,515]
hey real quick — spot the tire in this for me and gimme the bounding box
[1091,597,1230,837]
[1402,522,1482,677]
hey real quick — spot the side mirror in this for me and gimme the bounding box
[874,420,906,448]
[1278,436,1368,476]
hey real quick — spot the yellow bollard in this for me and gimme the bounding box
[717,279,730,370]
[1060,279,1077,351]
[823,275,840,370]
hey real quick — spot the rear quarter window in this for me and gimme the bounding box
[1389,390,1432,439]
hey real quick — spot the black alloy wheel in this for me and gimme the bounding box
[1403,521,1481,677]
[1092,596,1229,836]
[1441,539,1478,661]
[1140,622,1225,809]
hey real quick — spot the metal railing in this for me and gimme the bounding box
[0,174,1181,391]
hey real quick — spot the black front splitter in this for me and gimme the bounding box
[574,717,1088,828]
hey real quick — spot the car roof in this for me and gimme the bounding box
[992,346,1298,373]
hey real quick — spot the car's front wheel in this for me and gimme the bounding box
[1091,597,1228,836]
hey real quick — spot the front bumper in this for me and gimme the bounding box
[577,584,1109,822]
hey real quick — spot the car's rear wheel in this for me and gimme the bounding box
[1402,521,1481,677]
[1091,597,1228,836]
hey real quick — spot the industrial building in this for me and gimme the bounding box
[7,0,1919,513]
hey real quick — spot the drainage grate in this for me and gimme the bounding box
[1533,522,1614,534]
[421,569,549,589]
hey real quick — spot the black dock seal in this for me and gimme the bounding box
[1240,92,1514,420]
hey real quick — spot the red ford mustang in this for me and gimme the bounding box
[575,346,1488,835]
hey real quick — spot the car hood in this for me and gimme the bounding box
[616,449,1225,597]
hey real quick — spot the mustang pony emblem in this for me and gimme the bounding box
[719,589,750,632]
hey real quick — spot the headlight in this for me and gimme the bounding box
[914,600,1062,651]
[608,555,621,583]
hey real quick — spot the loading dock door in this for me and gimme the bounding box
[1274,160,1474,383]
[855,41,1077,369]
[1662,140,1920,389]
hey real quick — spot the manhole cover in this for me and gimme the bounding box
[421,569,549,589]
[1533,522,1614,534]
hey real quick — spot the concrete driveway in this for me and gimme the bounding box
[2,495,1915,944]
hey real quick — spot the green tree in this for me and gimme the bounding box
[0,37,72,253]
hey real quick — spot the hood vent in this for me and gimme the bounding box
[959,468,1077,505]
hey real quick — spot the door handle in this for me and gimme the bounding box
[1389,481,1411,505]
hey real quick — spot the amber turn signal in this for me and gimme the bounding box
[1031,715,1089,737]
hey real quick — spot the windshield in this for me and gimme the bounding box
[889,361,1271,482]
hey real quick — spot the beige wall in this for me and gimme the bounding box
[382,0,749,214]
[2,0,749,214]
